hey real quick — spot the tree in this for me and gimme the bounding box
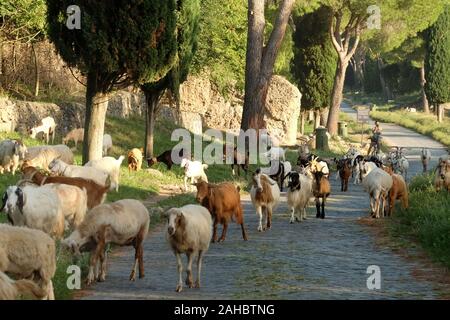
[425,5,450,123]
[141,0,200,159]
[291,6,337,133]
[47,0,178,163]
[240,0,295,132]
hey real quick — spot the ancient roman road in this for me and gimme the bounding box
[80,103,447,300]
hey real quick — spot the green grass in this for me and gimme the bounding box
[387,173,450,268]
[370,109,450,147]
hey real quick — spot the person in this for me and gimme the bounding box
[368,121,382,155]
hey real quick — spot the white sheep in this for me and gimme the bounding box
[46,183,88,229]
[0,224,56,300]
[48,158,109,188]
[359,161,393,218]
[0,270,46,300]
[0,139,27,175]
[180,158,208,192]
[165,204,212,292]
[29,116,56,144]
[103,134,113,156]
[62,199,150,285]
[1,184,65,238]
[25,144,74,170]
[62,128,84,148]
[286,171,313,223]
[84,156,124,192]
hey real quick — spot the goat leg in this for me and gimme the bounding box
[212,218,219,242]
[315,198,321,218]
[219,222,228,242]
[175,253,183,292]
[185,252,194,288]
[195,250,204,288]
[321,197,326,219]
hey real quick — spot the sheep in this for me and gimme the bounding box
[1,185,65,238]
[29,116,56,144]
[382,168,409,216]
[103,134,113,156]
[21,165,109,209]
[180,158,208,192]
[85,156,125,192]
[165,204,212,292]
[25,144,74,170]
[286,171,313,223]
[435,159,450,192]
[48,158,109,188]
[250,169,280,231]
[62,199,150,285]
[62,128,84,148]
[194,180,247,242]
[0,224,56,300]
[0,139,27,175]
[128,148,144,172]
[359,161,393,219]
[0,270,46,300]
[421,148,432,173]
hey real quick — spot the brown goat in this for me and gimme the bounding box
[128,148,143,172]
[388,173,409,216]
[194,180,248,242]
[435,159,450,192]
[21,166,109,209]
[312,170,330,219]
[339,159,352,192]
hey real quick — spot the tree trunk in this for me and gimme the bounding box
[377,58,393,101]
[320,108,329,126]
[420,65,429,113]
[241,0,295,131]
[300,112,305,135]
[437,104,444,123]
[31,43,39,97]
[327,60,347,135]
[82,72,108,164]
[144,90,161,159]
[314,109,321,129]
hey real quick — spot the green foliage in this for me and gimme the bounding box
[362,55,382,94]
[291,6,337,111]
[0,0,47,41]
[425,5,450,105]
[46,0,178,90]
[388,173,450,269]
[191,0,247,96]
[382,62,420,95]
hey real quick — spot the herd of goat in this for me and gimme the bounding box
[0,115,449,299]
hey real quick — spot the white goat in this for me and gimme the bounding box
[250,170,280,232]
[1,185,65,238]
[359,161,393,218]
[0,224,56,300]
[103,134,113,156]
[29,116,56,144]
[0,139,27,175]
[62,199,150,285]
[421,148,432,173]
[165,204,212,292]
[286,171,313,223]
[85,156,124,192]
[49,158,109,188]
[392,156,409,180]
[25,144,74,170]
[180,158,208,192]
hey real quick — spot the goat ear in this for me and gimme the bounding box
[15,188,25,213]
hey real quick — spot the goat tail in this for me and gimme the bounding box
[14,279,47,299]
[402,193,409,210]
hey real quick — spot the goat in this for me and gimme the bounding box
[435,159,450,192]
[21,166,109,209]
[264,146,286,162]
[147,150,174,170]
[250,169,280,231]
[62,128,84,148]
[359,161,393,218]
[25,144,74,170]
[85,156,125,192]
[223,144,249,176]
[128,148,144,172]
[286,171,313,223]
[29,117,56,144]
[392,155,409,180]
[339,159,352,192]
[0,270,46,300]
[421,148,432,173]
[307,165,331,219]
[194,180,247,242]
[383,167,409,216]
[62,199,150,285]
[102,134,113,156]
[165,205,212,292]
[1,185,65,238]
[49,158,109,188]
[181,158,208,192]
[0,139,27,175]
[0,224,56,300]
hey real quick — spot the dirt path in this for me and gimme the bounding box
[79,103,448,300]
